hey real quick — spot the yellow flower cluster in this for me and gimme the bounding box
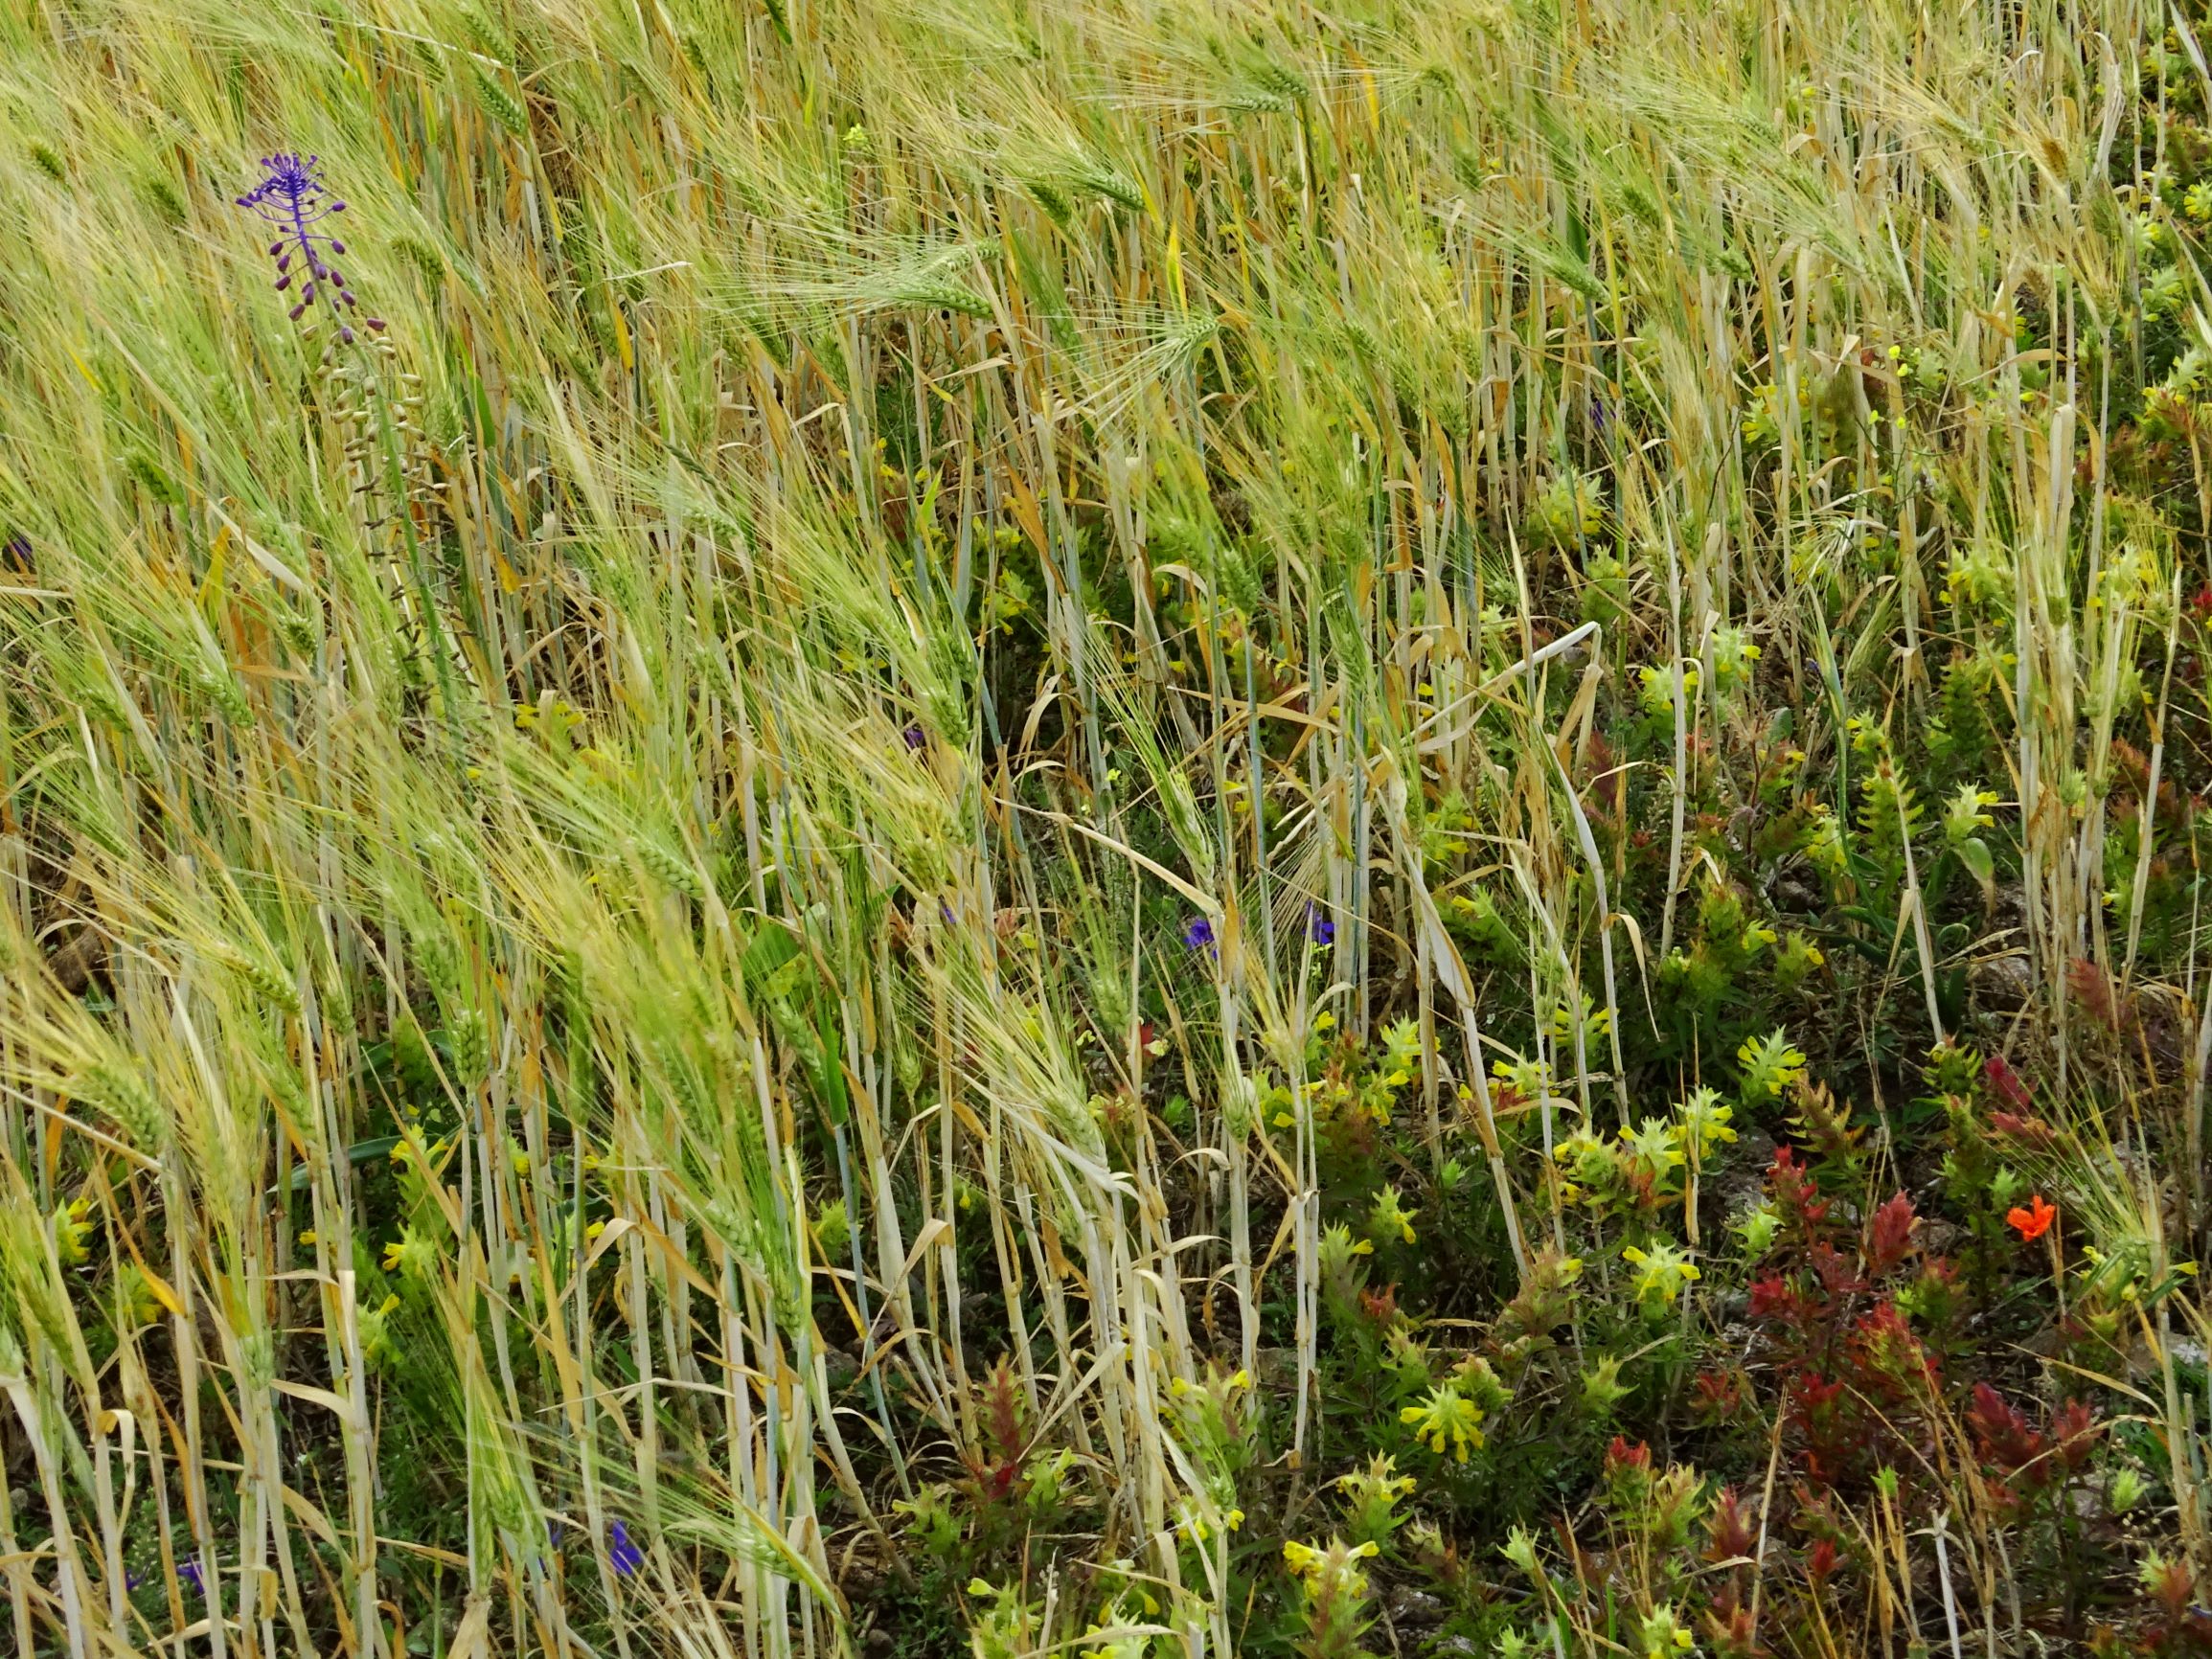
[1401,1384,1486,1461]
[1282,1535,1379,1587]
[1621,1240,1701,1307]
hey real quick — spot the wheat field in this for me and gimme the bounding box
[0,0,2207,1654]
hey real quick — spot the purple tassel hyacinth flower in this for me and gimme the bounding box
[608,1519,645,1577]
[1182,916,1216,954]
[235,154,385,345]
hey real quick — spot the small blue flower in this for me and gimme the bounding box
[179,1557,204,1598]
[1183,916,1216,953]
[2,534,29,572]
[235,154,384,344]
[608,1520,645,1577]
[1307,903,1335,945]
[901,722,926,751]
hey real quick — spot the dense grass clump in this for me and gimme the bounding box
[3,0,2212,1654]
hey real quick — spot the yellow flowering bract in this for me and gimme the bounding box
[1401,1384,1486,1461]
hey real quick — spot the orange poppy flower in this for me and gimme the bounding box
[2006,1193,2057,1241]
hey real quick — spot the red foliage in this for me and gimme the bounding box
[1790,1371,1845,1416]
[1584,729,1627,817]
[1749,1275,1800,1323]
[2053,1398,2101,1470]
[970,1359,1033,1506]
[1767,1146,1831,1233]
[1604,1436,1653,1509]
[1691,1369,1748,1425]
[1788,1372,1854,1484]
[1983,1478,2026,1522]
[1705,1486,1757,1564]
[1850,1299,1937,1398]
[1358,1282,1399,1327]
[1701,1487,1768,1659]
[1806,1537,1840,1585]
[2136,1563,2212,1659]
[1703,1601,1764,1659]
[1810,1239,1866,1298]
[2065,956,2132,1034]
[1968,1382,2050,1485]
[2149,1555,2198,1622]
[983,1361,1023,1462]
[1984,1053,2034,1112]
[1989,1110,2058,1151]
[1865,1192,1920,1275]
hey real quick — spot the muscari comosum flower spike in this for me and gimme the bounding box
[236,153,385,344]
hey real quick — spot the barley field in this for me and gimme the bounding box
[1,0,2208,1654]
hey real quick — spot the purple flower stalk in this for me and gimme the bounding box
[1306,902,1335,945]
[179,1557,205,1598]
[1182,916,1216,953]
[608,1520,645,1577]
[235,154,384,345]
[901,722,926,751]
